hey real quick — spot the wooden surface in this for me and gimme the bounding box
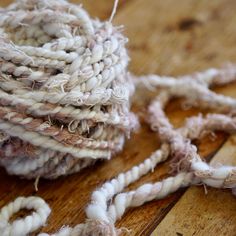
[0,0,236,235]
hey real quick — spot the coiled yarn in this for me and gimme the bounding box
[0,0,137,179]
[0,0,235,236]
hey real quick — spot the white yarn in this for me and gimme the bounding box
[0,0,138,179]
[0,197,51,236]
[0,0,235,236]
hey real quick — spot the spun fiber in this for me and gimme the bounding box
[0,0,137,179]
[0,0,236,236]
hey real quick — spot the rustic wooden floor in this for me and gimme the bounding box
[0,0,236,235]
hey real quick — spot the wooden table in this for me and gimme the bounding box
[0,0,236,235]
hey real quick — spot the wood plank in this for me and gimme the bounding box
[152,136,236,236]
[0,0,235,235]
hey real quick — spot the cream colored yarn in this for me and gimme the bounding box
[0,0,137,179]
[0,0,236,236]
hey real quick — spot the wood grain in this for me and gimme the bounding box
[0,0,235,235]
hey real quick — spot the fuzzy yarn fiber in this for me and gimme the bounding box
[0,0,137,179]
[0,0,236,236]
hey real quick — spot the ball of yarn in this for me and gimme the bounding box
[0,0,138,179]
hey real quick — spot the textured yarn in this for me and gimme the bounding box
[0,0,235,236]
[0,0,137,179]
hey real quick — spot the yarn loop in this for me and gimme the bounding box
[0,0,137,179]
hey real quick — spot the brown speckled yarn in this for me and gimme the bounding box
[0,0,138,179]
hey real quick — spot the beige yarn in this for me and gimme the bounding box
[0,1,236,236]
[0,0,137,179]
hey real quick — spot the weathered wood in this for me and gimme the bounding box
[0,0,235,235]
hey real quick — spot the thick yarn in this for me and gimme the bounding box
[0,0,236,236]
[0,0,137,179]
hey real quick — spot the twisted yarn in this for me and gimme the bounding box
[0,0,236,236]
[0,0,137,179]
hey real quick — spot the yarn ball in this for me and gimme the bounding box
[0,0,137,179]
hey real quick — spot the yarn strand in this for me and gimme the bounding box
[0,0,235,236]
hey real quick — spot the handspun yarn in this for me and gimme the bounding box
[0,0,137,179]
[0,0,236,236]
